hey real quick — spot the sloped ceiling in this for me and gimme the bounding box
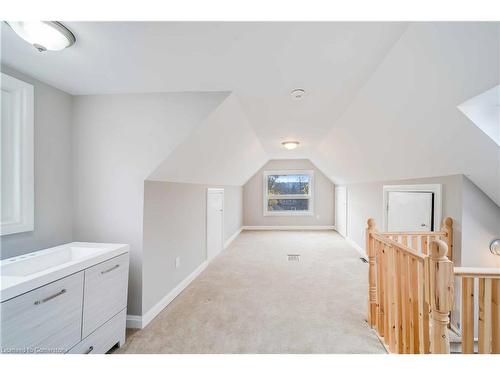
[2,22,498,200]
[1,22,408,159]
[312,22,500,205]
[148,93,268,185]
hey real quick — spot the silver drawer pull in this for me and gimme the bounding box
[85,346,94,354]
[34,289,66,305]
[101,264,120,274]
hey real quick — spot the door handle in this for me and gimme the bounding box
[420,223,426,227]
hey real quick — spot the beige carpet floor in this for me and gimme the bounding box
[116,230,386,354]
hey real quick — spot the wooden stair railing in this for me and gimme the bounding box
[366,218,455,353]
[454,267,500,354]
[380,216,454,261]
[367,217,500,354]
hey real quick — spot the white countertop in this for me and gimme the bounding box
[1,242,129,302]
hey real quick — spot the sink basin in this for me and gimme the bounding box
[1,242,129,302]
[2,246,104,277]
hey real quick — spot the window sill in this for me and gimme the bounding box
[263,211,314,217]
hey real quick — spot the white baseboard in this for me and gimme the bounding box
[242,225,335,231]
[127,260,208,329]
[126,314,142,329]
[345,236,367,259]
[224,227,242,249]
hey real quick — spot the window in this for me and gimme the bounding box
[1,73,34,235]
[263,170,313,216]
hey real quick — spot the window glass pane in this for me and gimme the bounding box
[267,174,310,195]
[267,199,309,211]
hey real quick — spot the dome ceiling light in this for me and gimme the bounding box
[282,141,300,150]
[5,21,76,52]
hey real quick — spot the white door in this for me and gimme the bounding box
[207,189,224,261]
[335,186,347,237]
[387,191,433,232]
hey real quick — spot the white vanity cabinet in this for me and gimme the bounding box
[0,244,129,355]
[68,309,126,354]
[1,272,84,353]
[82,254,129,338]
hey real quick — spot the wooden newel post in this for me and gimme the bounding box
[366,218,377,328]
[440,217,453,262]
[429,240,454,354]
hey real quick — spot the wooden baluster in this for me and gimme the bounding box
[395,249,403,353]
[410,258,421,353]
[441,217,453,262]
[423,256,430,353]
[366,218,377,328]
[405,255,412,352]
[492,279,500,354]
[478,278,492,354]
[384,244,391,347]
[376,240,385,336]
[429,240,454,354]
[461,277,475,353]
[416,259,426,353]
[411,236,418,252]
[421,236,428,255]
[388,245,396,352]
[402,235,408,247]
[400,253,410,353]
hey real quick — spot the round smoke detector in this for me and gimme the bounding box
[291,88,306,100]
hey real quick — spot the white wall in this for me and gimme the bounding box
[243,159,335,227]
[72,92,227,315]
[346,175,463,263]
[142,181,243,314]
[1,66,74,259]
[461,176,500,268]
[223,186,244,243]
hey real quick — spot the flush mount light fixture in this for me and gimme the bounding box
[5,21,76,52]
[291,88,306,100]
[282,141,300,150]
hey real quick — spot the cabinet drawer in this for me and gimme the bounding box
[82,253,128,338]
[0,272,84,353]
[68,308,126,354]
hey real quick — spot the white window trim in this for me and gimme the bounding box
[1,73,34,236]
[263,170,314,217]
[382,184,442,232]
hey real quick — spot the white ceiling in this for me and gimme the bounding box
[1,22,408,158]
[2,22,498,204]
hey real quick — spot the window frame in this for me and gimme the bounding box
[262,170,314,216]
[1,73,34,236]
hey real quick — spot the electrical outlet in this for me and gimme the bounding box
[175,257,180,268]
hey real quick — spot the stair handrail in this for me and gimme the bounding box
[366,218,455,354]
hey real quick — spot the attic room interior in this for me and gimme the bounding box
[1,3,500,370]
